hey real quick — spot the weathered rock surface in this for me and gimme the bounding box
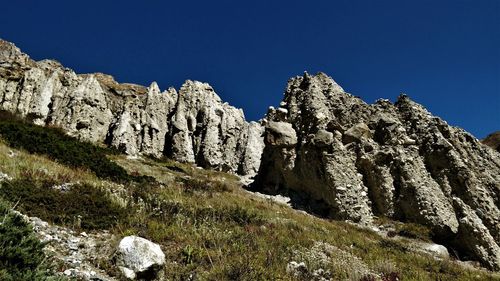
[482,131,500,152]
[418,242,450,259]
[116,236,165,280]
[254,72,500,270]
[0,39,264,176]
[23,214,118,281]
[168,80,257,172]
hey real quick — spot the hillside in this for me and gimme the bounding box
[0,38,499,280]
[0,114,499,280]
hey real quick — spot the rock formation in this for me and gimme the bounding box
[482,131,500,152]
[1,39,499,270]
[253,72,500,270]
[0,39,264,176]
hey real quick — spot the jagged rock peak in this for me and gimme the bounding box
[254,72,500,270]
[0,39,31,65]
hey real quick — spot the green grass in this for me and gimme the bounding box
[377,217,434,242]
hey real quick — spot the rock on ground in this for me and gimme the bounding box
[24,215,118,281]
[116,236,166,280]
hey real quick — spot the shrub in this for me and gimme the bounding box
[376,217,433,242]
[0,199,64,280]
[0,178,130,230]
[226,205,263,226]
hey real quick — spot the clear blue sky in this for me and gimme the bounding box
[1,0,498,138]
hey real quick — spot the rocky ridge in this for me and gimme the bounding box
[1,39,499,270]
[254,72,500,270]
[0,39,263,177]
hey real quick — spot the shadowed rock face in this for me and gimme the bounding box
[1,39,499,270]
[482,132,500,153]
[0,39,264,177]
[253,72,500,270]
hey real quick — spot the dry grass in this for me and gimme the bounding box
[0,141,99,184]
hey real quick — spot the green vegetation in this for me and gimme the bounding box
[0,177,130,230]
[0,199,64,280]
[108,156,499,280]
[395,222,434,242]
[377,217,434,242]
[179,177,233,194]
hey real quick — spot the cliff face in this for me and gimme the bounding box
[0,39,264,176]
[254,73,500,270]
[1,39,499,270]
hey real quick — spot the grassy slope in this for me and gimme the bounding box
[0,119,499,280]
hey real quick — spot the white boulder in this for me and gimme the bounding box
[116,236,165,280]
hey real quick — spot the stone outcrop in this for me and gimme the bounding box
[0,39,264,176]
[168,80,253,172]
[253,72,500,270]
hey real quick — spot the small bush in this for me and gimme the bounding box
[376,217,433,242]
[218,258,274,281]
[226,205,263,226]
[0,199,64,280]
[164,162,189,174]
[0,178,130,230]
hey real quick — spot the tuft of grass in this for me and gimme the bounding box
[377,217,434,242]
